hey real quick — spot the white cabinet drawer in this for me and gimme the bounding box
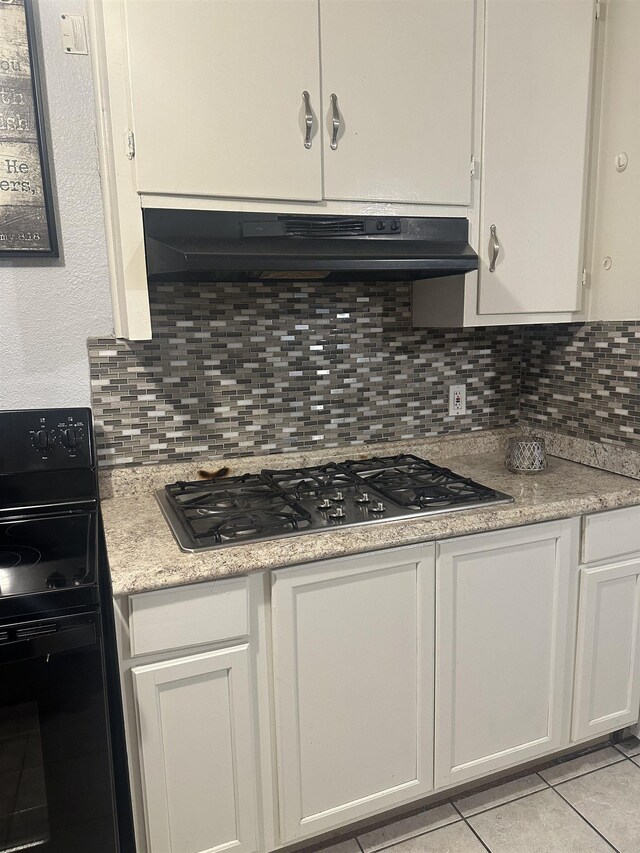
[129,577,249,657]
[582,506,640,564]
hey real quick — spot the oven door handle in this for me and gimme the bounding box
[0,622,97,664]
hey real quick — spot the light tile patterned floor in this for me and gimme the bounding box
[316,737,640,853]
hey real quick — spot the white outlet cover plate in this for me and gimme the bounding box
[448,384,467,416]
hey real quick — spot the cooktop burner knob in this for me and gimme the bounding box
[329,506,346,519]
[355,492,370,503]
[34,429,51,451]
[61,427,81,449]
[332,491,344,502]
[318,498,332,510]
[369,501,386,513]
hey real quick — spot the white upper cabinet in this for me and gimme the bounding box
[587,0,640,320]
[320,0,475,205]
[122,0,475,206]
[412,0,597,328]
[124,0,323,202]
[91,0,602,338]
[477,0,595,315]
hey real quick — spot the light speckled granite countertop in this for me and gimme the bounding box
[101,437,640,597]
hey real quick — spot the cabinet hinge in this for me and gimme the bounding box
[582,268,589,287]
[125,129,135,160]
[470,156,478,177]
[595,1,602,20]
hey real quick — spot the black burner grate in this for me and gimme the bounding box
[194,509,312,544]
[263,464,360,500]
[159,454,513,551]
[340,454,500,509]
[164,473,312,547]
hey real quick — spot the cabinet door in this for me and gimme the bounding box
[272,545,435,842]
[124,0,322,201]
[588,1,640,320]
[572,559,640,741]
[132,646,258,853]
[320,0,475,205]
[477,0,595,315]
[435,520,578,789]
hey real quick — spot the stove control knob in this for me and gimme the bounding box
[332,491,344,502]
[318,498,332,510]
[355,492,370,503]
[369,501,386,513]
[329,506,346,519]
[61,427,81,449]
[34,429,51,451]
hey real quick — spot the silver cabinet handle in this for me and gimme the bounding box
[330,93,340,150]
[489,224,500,272]
[302,91,313,149]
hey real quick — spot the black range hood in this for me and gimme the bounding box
[143,209,478,283]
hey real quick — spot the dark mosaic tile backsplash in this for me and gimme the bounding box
[89,281,523,467]
[520,322,640,448]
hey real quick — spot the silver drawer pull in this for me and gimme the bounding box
[489,224,500,272]
[330,93,340,150]
[302,91,313,149]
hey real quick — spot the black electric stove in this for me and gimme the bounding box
[0,408,134,853]
[157,454,513,552]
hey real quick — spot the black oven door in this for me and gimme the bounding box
[0,611,117,853]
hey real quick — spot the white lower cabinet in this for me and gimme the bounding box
[572,558,640,741]
[435,520,578,789]
[122,512,640,853]
[271,545,435,843]
[132,646,258,853]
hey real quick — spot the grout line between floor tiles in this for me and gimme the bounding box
[451,801,493,853]
[355,806,462,853]
[450,802,464,821]
[545,754,629,788]
[462,818,492,853]
[341,753,636,853]
[550,786,621,853]
[454,784,552,820]
[613,744,640,759]
[536,771,552,788]
[464,821,493,853]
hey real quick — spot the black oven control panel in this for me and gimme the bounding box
[0,408,93,474]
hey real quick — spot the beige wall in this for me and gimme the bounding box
[0,0,113,410]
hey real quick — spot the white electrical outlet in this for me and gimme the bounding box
[448,383,466,416]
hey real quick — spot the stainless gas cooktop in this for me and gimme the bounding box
[157,454,514,553]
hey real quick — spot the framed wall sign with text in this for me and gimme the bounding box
[0,0,58,257]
